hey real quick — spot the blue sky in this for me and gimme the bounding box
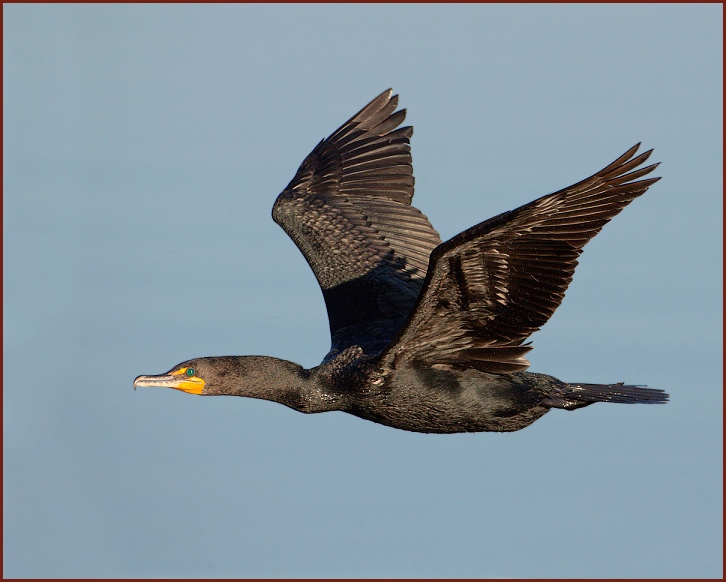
[4,3,722,577]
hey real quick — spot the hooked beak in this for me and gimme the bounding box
[133,371,205,395]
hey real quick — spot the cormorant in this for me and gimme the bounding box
[134,89,668,433]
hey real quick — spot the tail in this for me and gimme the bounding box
[544,382,669,410]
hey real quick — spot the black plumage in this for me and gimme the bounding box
[134,89,668,433]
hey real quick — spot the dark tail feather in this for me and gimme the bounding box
[545,382,669,410]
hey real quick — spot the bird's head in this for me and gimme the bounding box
[134,358,209,395]
[134,355,307,398]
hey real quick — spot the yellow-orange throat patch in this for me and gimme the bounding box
[170,368,205,395]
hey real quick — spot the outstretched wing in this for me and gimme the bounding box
[272,90,442,357]
[382,144,660,373]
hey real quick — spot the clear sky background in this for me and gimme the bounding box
[4,4,722,578]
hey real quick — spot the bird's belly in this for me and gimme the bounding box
[348,368,549,434]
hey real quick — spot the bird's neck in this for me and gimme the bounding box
[203,356,348,413]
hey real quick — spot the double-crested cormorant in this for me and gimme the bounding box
[134,89,668,433]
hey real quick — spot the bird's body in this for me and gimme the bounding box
[135,89,668,433]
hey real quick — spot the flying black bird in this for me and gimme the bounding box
[135,89,668,433]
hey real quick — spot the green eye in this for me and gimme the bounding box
[185,368,195,377]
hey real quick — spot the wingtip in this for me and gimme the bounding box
[376,88,395,103]
[625,143,641,158]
